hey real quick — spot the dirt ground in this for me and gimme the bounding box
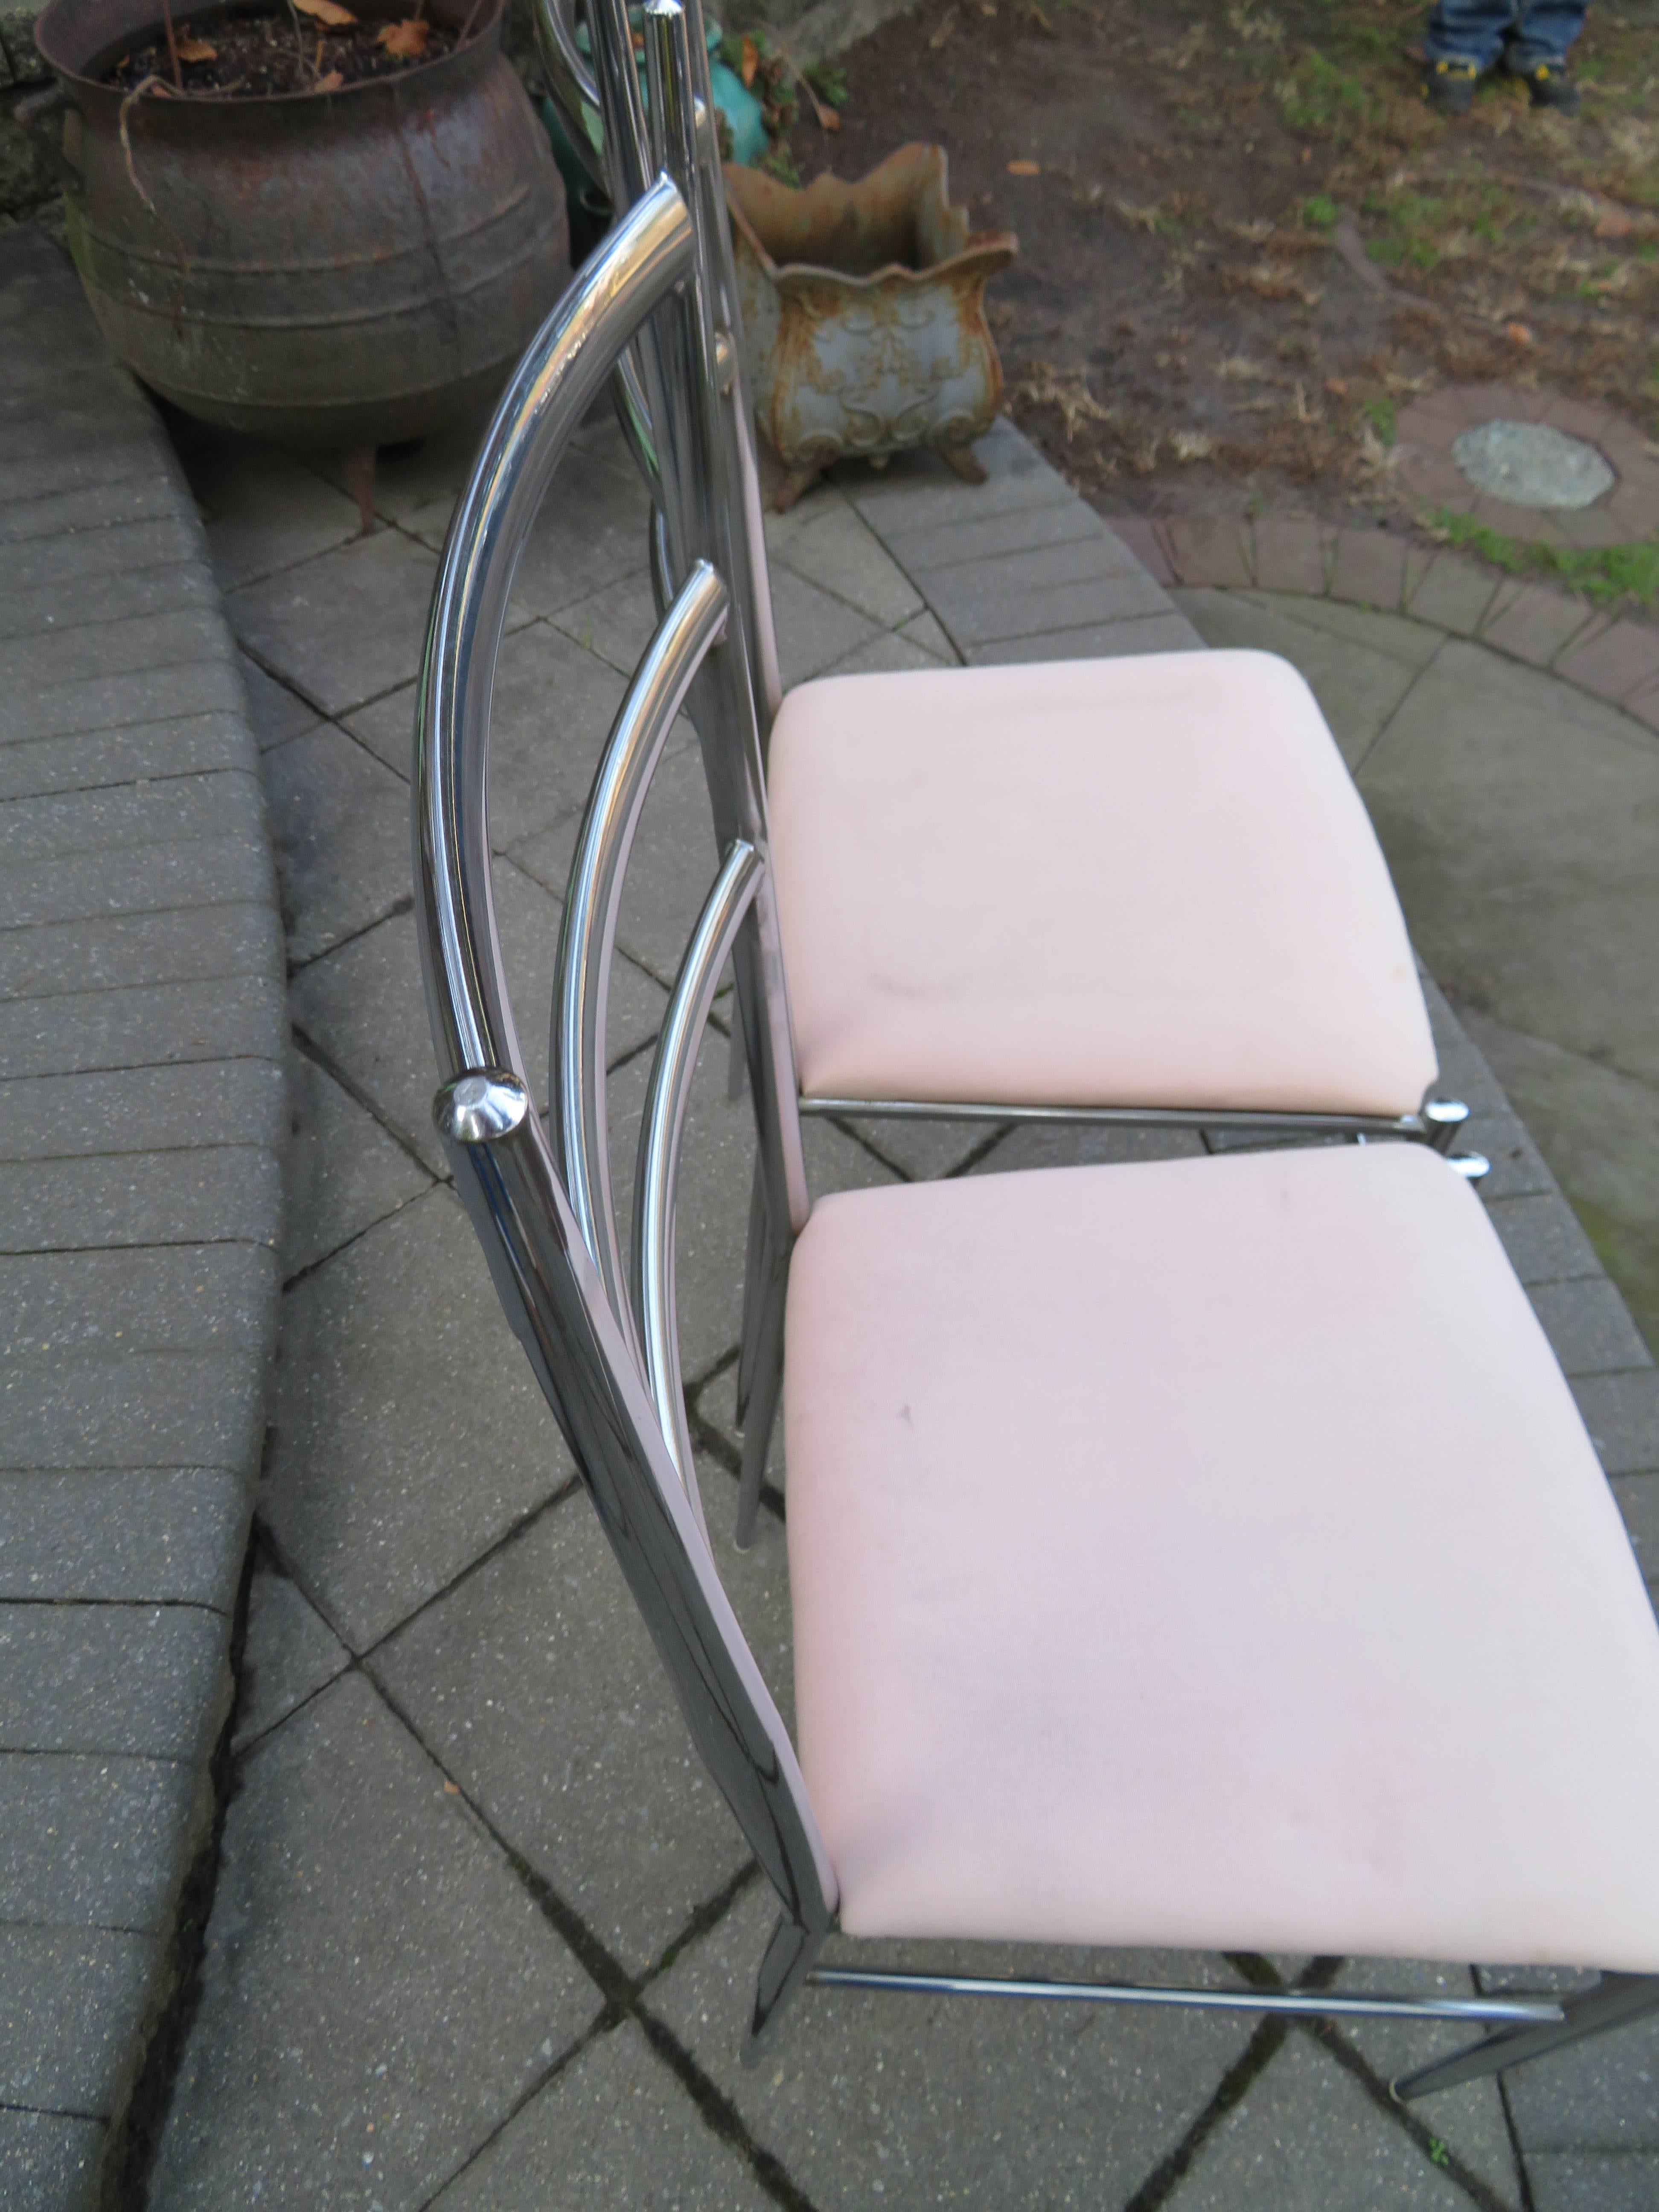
[774,0,1659,530]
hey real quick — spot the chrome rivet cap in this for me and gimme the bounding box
[434,1069,529,1144]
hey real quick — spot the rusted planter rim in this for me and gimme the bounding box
[35,0,502,107]
[724,142,1016,294]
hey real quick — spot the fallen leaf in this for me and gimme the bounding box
[740,32,759,86]
[177,35,216,59]
[1323,374,1348,397]
[294,0,355,22]
[442,1780,460,1795]
[378,15,430,53]
[1215,354,1271,381]
[820,107,840,129]
[1505,321,1534,346]
[315,66,343,87]
[1006,158,1040,176]
[1170,430,1216,461]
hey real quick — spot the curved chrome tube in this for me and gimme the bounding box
[532,0,605,191]
[415,176,693,1083]
[553,558,729,1345]
[634,838,764,1514]
[611,347,662,497]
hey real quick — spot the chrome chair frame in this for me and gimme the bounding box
[415,0,1657,2100]
[541,0,1488,1540]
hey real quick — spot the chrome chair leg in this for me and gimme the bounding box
[1423,1097,1470,1153]
[1392,1971,1659,2102]
[736,1205,790,1548]
[742,1912,828,2065]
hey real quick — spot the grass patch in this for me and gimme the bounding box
[1360,393,1397,443]
[1424,508,1659,608]
[1278,49,1379,140]
[1299,192,1341,231]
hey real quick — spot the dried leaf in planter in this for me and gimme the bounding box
[176,35,216,58]
[378,15,430,53]
[740,32,759,86]
[1007,158,1040,176]
[293,0,355,24]
[315,66,343,87]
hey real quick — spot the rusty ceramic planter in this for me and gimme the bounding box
[725,143,1015,510]
[28,0,567,455]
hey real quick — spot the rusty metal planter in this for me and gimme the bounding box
[724,143,1015,511]
[27,0,567,457]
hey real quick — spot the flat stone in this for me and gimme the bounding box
[282,1050,431,1280]
[0,829,271,932]
[0,2109,105,2208]
[1462,1012,1659,1359]
[965,611,1204,663]
[0,556,218,647]
[1406,552,1501,637]
[0,902,280,1004]
[1167,2029,1475,2210]
[1528,2152,1659,2211]
[0,1602,228,1760]
[148,1672,601,2211]
[0,1751,196,1929]
[1527,1278,1653,1377]
[1175,589,1429,771]
[0,1469,251,1606]
[1612,1473,1659,1596]
[1452,421,1615,511]
[289,864,665,1175]
[1164,517,1254,591]
[0,714,256,804]
[0,1058,285,1164]
[1572,1369,1659,1476]
[0,1925,155,2119]
[1357,640,1659,1097]
[0,768,261,866]
[0,1240,275,1357]
[1501,2000,1659,2154]
[226,527,440,717]
[846,414,1075,538]
[1,1351,265,1475]
[872,489,1103,584]
[505,444,655,621]
[1480,580,1601,669]
[647,1881,1256,2212]
[767,495,926,627]
[7,655,249,748]
[264,723,412,965]
[0,512,198,597]
[816,629,958,678]
[550,566,662,679]
[373,1469,794,1976]
[800,1103,990,1185]
[0,1145,282,1254]
[924,543,1173,652]
[428,2017,774,2211]
[0,474,185,548]
[1327,1957,1523,2205]
[0,972,285,1081]
[895,608,958,663]
[972,1120,1208,1174]
[342,401,497,545]
[1484,1194,1603,1285]
[180,430,362,593]
[239,653,323,752]
[262,1187,576,1651]
[0,605,232,697]
[768,565,887,686]
[1556,617,1659,707]
[1250,517,1330,595]
[230,1556,349,1753]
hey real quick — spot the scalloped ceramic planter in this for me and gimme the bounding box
[725,143,1016,511]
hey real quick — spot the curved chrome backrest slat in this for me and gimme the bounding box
[416,177,692,1085]
[415,183,837,1944]
[553,558,730,1346]
[634,838,763,1527]
[531,0,603,187]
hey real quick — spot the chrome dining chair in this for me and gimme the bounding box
[533,0,1490,1539]
[415,0,1659,2099]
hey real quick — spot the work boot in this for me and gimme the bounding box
[1423,57,1479,114]
[1507,53,1581,112]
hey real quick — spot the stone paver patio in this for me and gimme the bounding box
[134,405,1659,2211]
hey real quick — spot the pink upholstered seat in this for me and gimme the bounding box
[785,1143,1659,1968]
[767,652,1438,1117]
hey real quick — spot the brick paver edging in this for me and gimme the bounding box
[1112,509,1659,736]
[0,230,286,2205]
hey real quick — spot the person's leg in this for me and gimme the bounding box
[1422,0,1516,69]
[1507,0,1588,66]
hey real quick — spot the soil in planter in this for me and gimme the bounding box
[104,0,468,97]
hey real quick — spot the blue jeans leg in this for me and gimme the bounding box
[1507,0,1588,66]
[1423,0,1516,70]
